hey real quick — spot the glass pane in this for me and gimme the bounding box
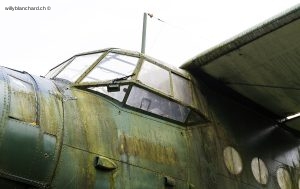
[89,85,128,102]
[172,73,192,105]
[82,53,138,82]
[126,86,189,122]
[277,168,292,189]
[138,61,171,95]
[251,157,269,185]
[223,147,243,175]
[56,53,102,82]
[45,61,68,79]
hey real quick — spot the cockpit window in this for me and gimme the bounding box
[126,86,190,122]
[172,73,192,105]
[81,53,138,82]
[137,61,171,95]
[56,53,103,82]
[89,85,129,102]
[47,49,206,125]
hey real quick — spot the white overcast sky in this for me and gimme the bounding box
[0,0,299,76]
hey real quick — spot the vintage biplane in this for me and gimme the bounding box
[0,4,300,189]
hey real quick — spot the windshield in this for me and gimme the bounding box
[46,49,205,124]
[81,53,138,82]
[56,53,103,82]
[49,52,139,83]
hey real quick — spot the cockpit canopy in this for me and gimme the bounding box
[46,49,205,125]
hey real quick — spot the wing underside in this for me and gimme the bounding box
[182,4,300,130]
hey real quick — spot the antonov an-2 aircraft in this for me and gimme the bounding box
[0,4,300,189]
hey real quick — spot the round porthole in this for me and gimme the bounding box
[251,157,268,185]
[223,146,243,175]
[277,168,292,189]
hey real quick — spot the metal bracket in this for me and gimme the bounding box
[94,156,117,171]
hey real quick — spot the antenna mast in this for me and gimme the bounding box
[141,13,147,54]
[141,13,162,54]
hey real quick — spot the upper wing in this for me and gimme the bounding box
[181,4,300,130]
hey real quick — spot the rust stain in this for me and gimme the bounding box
[119,134,177,165]
[9,91,36,123]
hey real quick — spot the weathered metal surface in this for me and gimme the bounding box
[192,80,300,189]
[0,67,63,188]
[51,86,189,188]
[2,29,300,189]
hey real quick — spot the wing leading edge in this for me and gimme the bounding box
[182,4,300,130]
